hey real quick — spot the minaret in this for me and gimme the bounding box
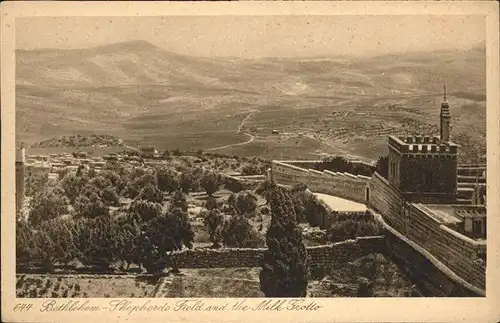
[15,142,26,215]
[440,85,451,142]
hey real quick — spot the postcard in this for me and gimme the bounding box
[1,1,499,322]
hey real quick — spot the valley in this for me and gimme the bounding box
[16,41,486,163]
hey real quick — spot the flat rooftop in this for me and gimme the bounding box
[388,135,458,154]
[313,193,367,212]
[416,204,486,225]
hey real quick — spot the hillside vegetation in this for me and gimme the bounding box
[32,134,123,148]
[16,41,486,161]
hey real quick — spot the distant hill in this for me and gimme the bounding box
[16,40,486,146]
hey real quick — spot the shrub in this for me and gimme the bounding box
[310,265,326,280]
[326,218,382,243]
[221,215,264,248]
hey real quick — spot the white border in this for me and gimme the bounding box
[1,2,499,322]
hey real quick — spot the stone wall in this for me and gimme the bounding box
[170,236,384,269]
[223,174,262,192]
[271,161,369,203]
[368,172,486,293]
[406,204,486,290]
[376,212,484,297]
[367,172,406,231]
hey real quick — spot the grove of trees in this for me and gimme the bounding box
[17,161,204,274]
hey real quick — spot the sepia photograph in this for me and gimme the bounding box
[2,1,500,322]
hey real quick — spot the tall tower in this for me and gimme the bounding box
[15,142,26,215]
[440,85,451,142]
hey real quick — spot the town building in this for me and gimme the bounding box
[140,145,157,158]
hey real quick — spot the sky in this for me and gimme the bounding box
[16,15,485,58]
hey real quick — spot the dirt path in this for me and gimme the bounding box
[237,112,255,133]
[205,132,255,152]
[206,112,256,151]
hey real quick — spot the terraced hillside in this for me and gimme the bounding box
[16,41,485,161]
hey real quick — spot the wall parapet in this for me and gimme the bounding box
[368,172,486,292]
[271,160,370,203]
[371,210,485,296]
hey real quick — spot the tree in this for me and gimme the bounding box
[115,217,142,270]
[102,186,120,206]
[224,177,244,193]
[140,207,194,274]
[179,172,195,194]
[28,190,68,227]
[356,278,374,297]
[156,167,180,193]
[255,180,274,205]
[127,200,163,224]
[260,185,308,297]
[85,214,119,270]
[234,190,258,217]
[170,190,188,213]
[99,169,127,195]
[221,215,264,248]
[33,230,57,273]
[203,209,224,248]
[126,172,157,199]
[25,171,49,197]
[70,218,93,266]
[200,171,221,196]
[290,184,309,223]
[103,161,129,179]
[241,163,261,176]
[375,155,389,179]
[61,173,88,204]
[205,195,219,210]
[316,156,349,172]
[74,187,109,219]
[41,218,76,266]
[16,220,37,269]
[138,182,164,203]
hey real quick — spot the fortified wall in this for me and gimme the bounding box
[268,159,486,295]
[170,236,384,269]
[270,160,371,204]
[368,172,486,291]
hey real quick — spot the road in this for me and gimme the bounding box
[205,132,255,152]
[206,111,256,152]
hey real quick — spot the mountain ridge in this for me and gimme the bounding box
[16,40,486,146]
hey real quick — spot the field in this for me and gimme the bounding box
[16,274,158,298]
[16,41,486,162]
[16,252,419,298]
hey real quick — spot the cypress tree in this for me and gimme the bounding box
[260,185,308,297]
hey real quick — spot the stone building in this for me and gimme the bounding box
[140,145,157,158]
[387,86,459,204]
